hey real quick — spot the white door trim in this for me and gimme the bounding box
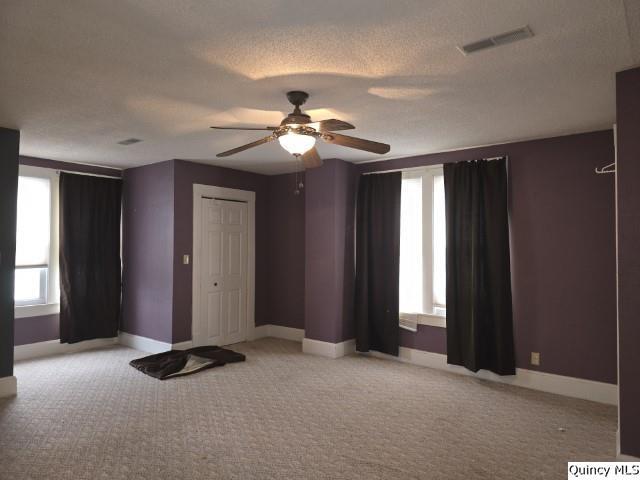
[192,184,256,345]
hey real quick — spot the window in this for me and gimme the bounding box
[399,166,446,328]
[14,166,59,317]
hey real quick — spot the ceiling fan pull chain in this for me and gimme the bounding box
[293,167,305,195]
[294,170,301,195]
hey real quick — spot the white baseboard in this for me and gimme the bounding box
[14,334,188,362]
[12,325,300,363]
[118,332,191,354]
[118,332,170,353]
[0,376,17,398]
[172,340,193,350]
[121,325,302,354]
[268,325,305,342]
[302,338,356,358]
[618,454,640,461]
[252,325,269,340]
[252,324,304,342]
[14,337,118,362]
[366,347,617,405]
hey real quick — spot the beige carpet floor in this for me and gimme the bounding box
[0,338,616,479]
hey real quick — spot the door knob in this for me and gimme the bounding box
[214,282,218,286]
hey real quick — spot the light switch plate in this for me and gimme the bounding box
[183,254,190,265]
[530,352,540,366]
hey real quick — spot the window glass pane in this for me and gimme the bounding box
[15,267,47,304]
[433,174,446,307]
[16,176,51,267]
[400,176,423,313]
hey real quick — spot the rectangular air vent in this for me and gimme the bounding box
[117,138,142,146]
[457,25,534,55]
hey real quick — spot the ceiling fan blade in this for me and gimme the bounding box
[301,147,323,169]
[307,119,355,132]
[216,135,275,157]
[321,133,390,154]
[210,126,277,131]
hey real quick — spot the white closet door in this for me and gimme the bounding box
[197,198,248,346]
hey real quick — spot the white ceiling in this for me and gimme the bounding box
[1,0,639,175]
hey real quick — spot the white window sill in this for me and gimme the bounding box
[400,312,446,329]
[15,303,60,319]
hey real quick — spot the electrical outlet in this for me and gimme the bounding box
[183,254,190,265]
[531,352,540,366]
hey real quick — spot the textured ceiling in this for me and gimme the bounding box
[1,0,639,174]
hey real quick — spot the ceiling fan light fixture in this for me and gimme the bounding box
[211,90,390,164]
[278,132,316,156]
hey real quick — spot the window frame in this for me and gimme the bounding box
[14,165,60,318]
[400,165,446,329]
[14,266,48,307]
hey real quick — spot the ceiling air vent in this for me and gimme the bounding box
[117,138,142,146]
[457,25,534,55]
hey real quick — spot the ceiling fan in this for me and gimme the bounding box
[210,91,390,169]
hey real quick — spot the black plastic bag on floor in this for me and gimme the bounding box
[129,346,245,380]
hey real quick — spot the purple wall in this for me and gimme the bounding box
[14,314,59,346]
[399,326,447,355]
[18,132,616,390]
[14,156,122,346]
[304,158,357,343]
[267,173,305,330]
[616,66,640,457]
[172,160,271,343]
[121,161,175,343]
[15,155,296,346]
[120,159,302,345]
[357,130,617,384]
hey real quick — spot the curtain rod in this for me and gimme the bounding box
[361,155,507,175]
[55,169,121,180]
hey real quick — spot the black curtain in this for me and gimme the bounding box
[354,172,402,355]
[59,173,122,344]
[444,158,515,375]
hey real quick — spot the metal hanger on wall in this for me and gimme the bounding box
[595,162,616,174]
